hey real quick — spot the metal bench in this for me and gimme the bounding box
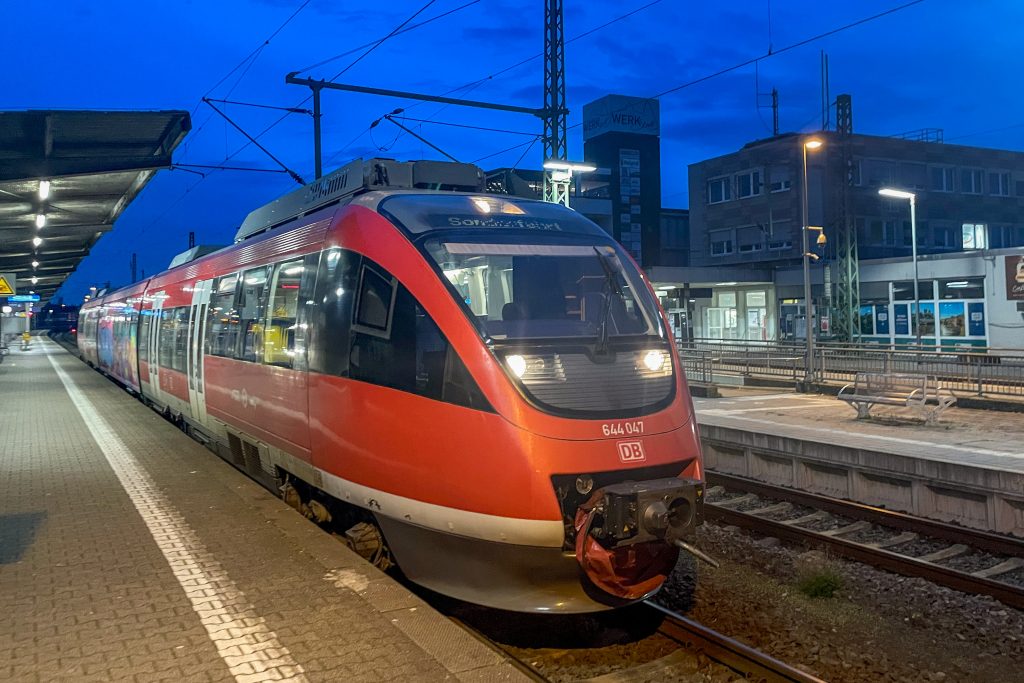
[837,372,956,425]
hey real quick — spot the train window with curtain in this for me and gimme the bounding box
[263,259,304,368]
[238,266,271,362]
[207,274,240,358]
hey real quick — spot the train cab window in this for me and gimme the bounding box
[238,266,271,363]
[208,274,240,358]
[263,259,303,368]
[354,263,396,333]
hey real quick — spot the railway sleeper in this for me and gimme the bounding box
[783,510,831,526]
[821,520,872,537]
[918,543,969,563]
[972,557,1024,579]
[868,531,919,549]
[747,502,792,517]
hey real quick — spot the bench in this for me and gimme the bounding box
[837,372,956,425]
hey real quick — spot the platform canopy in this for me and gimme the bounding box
[0,110,190,302]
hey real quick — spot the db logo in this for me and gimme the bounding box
[617,441,646,463]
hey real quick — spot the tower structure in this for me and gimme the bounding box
[832,93,861,340]
[542,0,568,204]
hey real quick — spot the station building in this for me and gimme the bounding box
[655,127,1024,349]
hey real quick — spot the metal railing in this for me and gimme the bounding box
[678,338,1024,398]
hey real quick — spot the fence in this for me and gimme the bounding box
[677,338,1024,398]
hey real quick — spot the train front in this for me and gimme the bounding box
[374,193,705,612]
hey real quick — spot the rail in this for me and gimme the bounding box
[705,472,1024,610]
[678,338,1024,398]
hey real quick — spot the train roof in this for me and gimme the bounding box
[234,158,485,243]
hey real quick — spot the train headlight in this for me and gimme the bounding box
[506,354,527,378]
[642,349,666,372]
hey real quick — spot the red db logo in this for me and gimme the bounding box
[617,441,646,463]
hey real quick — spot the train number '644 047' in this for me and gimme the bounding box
[601,420,644,437]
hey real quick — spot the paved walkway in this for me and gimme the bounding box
[0,338,527,682]
[694,389,1024,473]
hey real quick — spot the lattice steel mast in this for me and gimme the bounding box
[542,0,569,205]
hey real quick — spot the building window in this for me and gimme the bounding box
[708,177,731,204]
[939,278,984,300]
[865,160,896,187]
[736,170,762,198]
[962,223,987,250]
[898,162,927,190]
[767,240,793,250]
[881,219,902,246]
[933,224,958,249]
[710,230,733,256]
[989,225,1014,248]
[989,171,1011,196]
[960,169,984,194]
[737,226,764,252]
[930,166,954,192]
[850,159,862,186]
[769,166,791,192]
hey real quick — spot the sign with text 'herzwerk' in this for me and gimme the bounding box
[0,273,16,296]
[1008,255,1024,301]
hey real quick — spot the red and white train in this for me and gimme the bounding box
[78,158,705,612]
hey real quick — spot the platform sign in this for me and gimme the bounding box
[9,294,39,303]
[0,273,15,296]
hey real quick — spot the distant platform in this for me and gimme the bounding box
[0,338,527,682]
[694,389,1024,537]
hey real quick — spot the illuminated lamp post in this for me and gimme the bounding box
[879,188,920,348]
[801,137,824,386]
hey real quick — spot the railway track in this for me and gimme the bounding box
[705,471,1024,609]
[450,601,827,683]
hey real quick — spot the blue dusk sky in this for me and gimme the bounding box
[3,0,1021,300]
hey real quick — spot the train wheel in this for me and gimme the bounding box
[344,521,394,572]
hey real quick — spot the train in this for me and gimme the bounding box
[77,158,706,613]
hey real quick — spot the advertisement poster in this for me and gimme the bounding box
[1007,255,1024,301]
[939,302,966,337]
[875,305,890,334]
[968,302,986,336]
[894,304,909,335]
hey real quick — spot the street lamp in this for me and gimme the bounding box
[879,188,920,348]
[542,160,596,207]
[801,137,824,387]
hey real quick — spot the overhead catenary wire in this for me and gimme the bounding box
[561,0,929,134]
[328,0,439,82]
[294,0,482,75]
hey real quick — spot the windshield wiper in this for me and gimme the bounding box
[593,247,623,356]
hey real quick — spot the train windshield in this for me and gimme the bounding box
[424,240,662,342]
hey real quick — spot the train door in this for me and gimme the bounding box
[148,292,165,401]
[187,279,213,426]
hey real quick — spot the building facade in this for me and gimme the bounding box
[663,130,1024,348]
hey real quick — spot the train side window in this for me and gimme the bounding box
[157,308,177,370]
[138,310,151,363]
[263,259,304,368]
[309,248,358,376]
[238,266,271,363]
[207,274,240,358]
[173,307,190,373]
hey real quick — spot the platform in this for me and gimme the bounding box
[693,389,1024,537]
[0,338,528,682]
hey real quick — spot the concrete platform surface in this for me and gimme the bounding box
[695,390,1024,472]
[0,339,529,683]
[693,389,1024,535]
